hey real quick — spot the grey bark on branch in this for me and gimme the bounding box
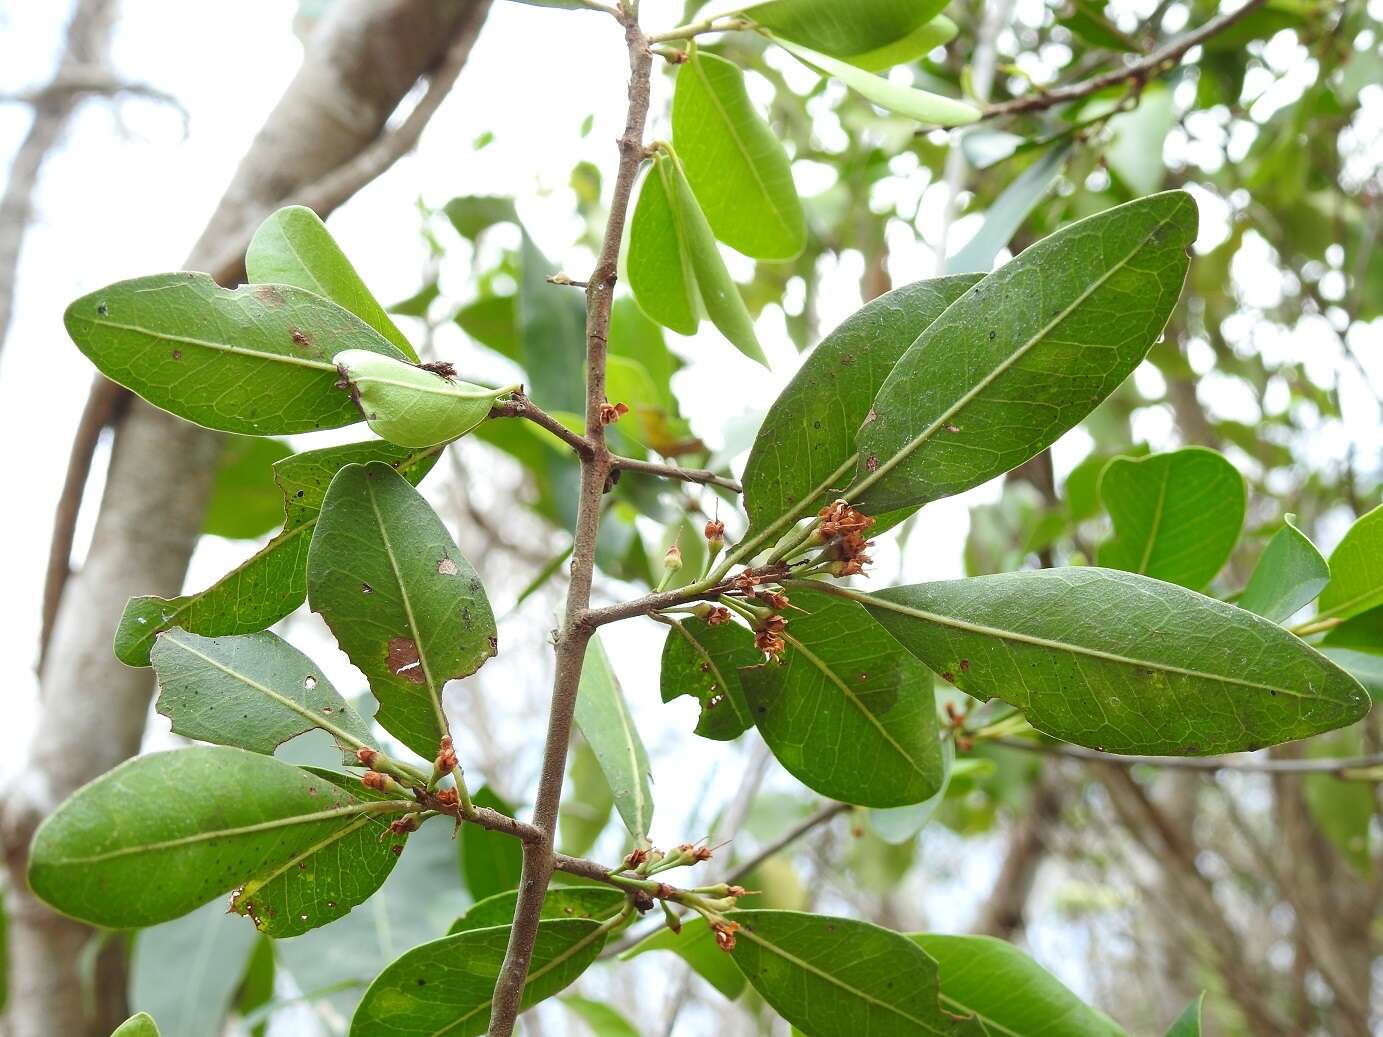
[0,4,493,1035]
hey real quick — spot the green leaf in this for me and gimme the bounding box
[203,436,294,539]
[455,294,518,359]
[853,191,1197,514]
[450,886,626,935]
[910,934,1125,1036]
[621,916,748,1000]
[520,232,588,413]
[853,567,1370,755]
[742,274,979,538]
[1302,732,1375,874]
[443,195,518,240]
[628,156,699,335]
[150,628,371,764]
[1238,514,1329,622]
[115,440,441,667]
[1317,503,1383,622]
[660,616,758,740]
[333,348,509,448]
[308,461,495,758]
[1104,82,1176,196]
[740,587,943,807]
[673,48,805,261]
[28,747,411,930]
[842,15,957,73]
[559,737,615,856]
[1057,0,1141,53]
[111,1014,161,1037]
[770,34,979,126]
[1096,448,1245,591]
[726,909,959,1035]
[245,205,417,361]
[742,0,948,59]
[64,273,408,435]
[949,142,1071,274]
[349,918,607,1037]
[563,995,641,1037]
[1164,994,1204,1037]
[575,635,654,844]
[236,936,275,1037]
[869,738,954,844]
[130,898,258,1037]
[459,786,524,902]
[388,279,440,318]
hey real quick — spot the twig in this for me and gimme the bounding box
[981,0,1268,120]
[486,9,655,1034]
[489,394,593,457]
[610,455,741,493]
[727,802,849,883]
[995,736,1383,778]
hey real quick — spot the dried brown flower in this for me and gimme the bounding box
[599,401,630,425]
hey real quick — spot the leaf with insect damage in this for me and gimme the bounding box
[660,615,758,741]
[308,461,496,759]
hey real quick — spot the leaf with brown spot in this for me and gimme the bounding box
[308,462,496,758]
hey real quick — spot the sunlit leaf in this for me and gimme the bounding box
[1317,503,1383,622]
[1238,514,1329,621]
[574,635,654,844]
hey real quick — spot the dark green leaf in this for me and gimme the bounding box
[245,205,417,360]
[660,615,758,740]
[854,191,1196,514]
[910,934,1124,1036]
[459,787,524,902]
[28,747,411,930]
[854,567,1370,755]
[620,916,747,1000]
[150,628,371,764]
[558,737,615,857]
[1097,448,1245,591]
[115,440,440,667]
[949,143,1071,274]
[111,1014,160,1037]
[673,48,804,261]
[1238,514,1329,622]
[1317,503,1383,622]
[203,436,295,540]
[727,909,959,1035]
[130,899,257,1037]
[308,461,496,758]
[1164,994,1204,1037]
[741,587,943,807]
[64,273,407,435]
[574,635,654,843]
[349,918,608,1037]
[743,0,948,60]
[450,886,626,935]
[742,274,979,537]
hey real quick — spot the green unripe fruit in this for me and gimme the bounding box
[332,349,515,448]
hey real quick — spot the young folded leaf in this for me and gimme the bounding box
[333,349,511,448]
[843,567,1369,756]
[673,48,805,260]
[150,628,372,764]
[246,205,419,361]
[308,461,496,758]
[853,190,1197,514]
[770,34,980,126]
[350,918,609,1037]
[64,273,409,436]
[116,440,442,666]
[27,747,412,930]
[1097,447,1245,591]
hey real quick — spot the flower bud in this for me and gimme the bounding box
[663,544,683,572]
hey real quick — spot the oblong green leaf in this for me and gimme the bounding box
[245,205,418,360]
[115,441,441,667]
[741,274,979,538]
[1238,514,1329,622]
[620,916,747,1000]
[1317,503,1383,622]
[910,934,1125,1036]
[64,273,408,435]
[203,436,295,540]
[450,886,626,935]
[151,628,371,764]
[1164,994,1204,1036]
[349,919,606,1037]
[575,635,654,843]
[850,567,1370,755]
[742,0,948,59]
[726,909,959,1035]
[333,348,508,448]
[771,34,979,126]
[673,48,804,260]
[308,461,496,758]
[854,191,1197,514]
[133,901,256,1037]
[28,747,410,930]
[660,616,758,741]
[558,737,615,857]
[740,587,943,807]
[562,996,641,1037]
[1097,447,1245,591]
[628,158,699,335]
[459,786,523,903]
[843,15,957,72]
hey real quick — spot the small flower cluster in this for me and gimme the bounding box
[598,400,629,425]
[817,499,875,576]
[754,614,787,657]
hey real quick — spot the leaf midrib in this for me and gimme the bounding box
[75,316,337,372]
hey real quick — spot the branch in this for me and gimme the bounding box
[726,801,849,883]
[980,0,1269,120]
[486,8,655,1034]
[610,455,741,493]
[994,737,1383,779]
[489,394,593,457]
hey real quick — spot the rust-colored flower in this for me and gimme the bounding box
[818,499,875,539]
[705,606,732,626]
[599,401,630,425]
[754,614,787,657]
[434,735,458,776]
[361,770,389,791]
[356,747,379,768]
[704,519,725,542]
[712,919,740,952]
[756,589,789,610]
[623,847,651,870]
[434,788,460,808]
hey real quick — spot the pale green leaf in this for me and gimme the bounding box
[1164,994,1204,1036]
[1058,0,1141,53]
[869,738,954,844]
[203,436,294,540]
[628,157,699,335]
[333,348,509,448]
[450,886,626,935]
[563,995,641,1037]
[559,737,615,857]
[575,635,654,843]
[1238,514,1329,622]
[742,0,948,59]
[1105,83,1176,196]
[245,205,417,360]
[111,1014,161,1037]
[519,231,588,412]
[949,143,1071,274]
[1317,503,1383,622]
[660,615,758,740]
[64,273,408,435]
[843,15,957,73]
[620,916,747,1000]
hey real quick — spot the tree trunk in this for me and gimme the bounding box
[0,2,491,1033]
